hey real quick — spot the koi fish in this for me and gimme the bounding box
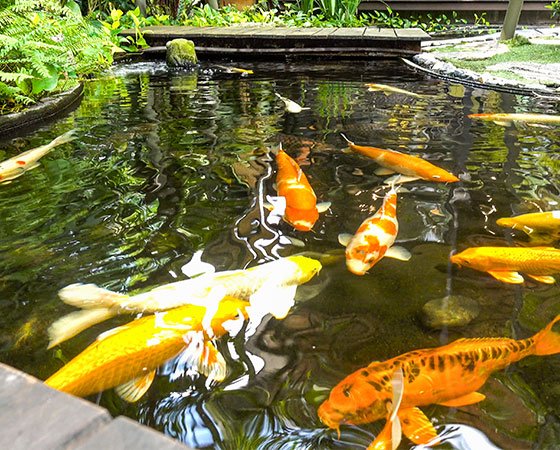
[450,246,560,284]
[45,296,249,402]
[215,64,254,75]
[48,255,322,347]
[275,93,310,114]
[365,83,422,98]
[496,211,560,243]
[338,184,411,275]
[468,113,560,126]
[268,149,330,231]
[0,130,75,183]
[318,314,560,446]
[341,134,459,184]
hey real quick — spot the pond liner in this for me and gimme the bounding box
[401,57,560,98]
[0,83,84,138]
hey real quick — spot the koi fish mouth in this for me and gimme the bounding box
[317,401,346,431]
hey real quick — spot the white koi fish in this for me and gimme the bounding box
[365,83,422,98]
[275,93,310,114]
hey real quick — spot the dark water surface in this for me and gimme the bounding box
[0,59,559,449]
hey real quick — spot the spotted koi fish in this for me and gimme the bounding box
[0,130,75,183]
[268,149,330,231]
[338,185,410,275]
[451,246,560,284]
[497,211,560,243]
[341,134,459,184]
[318,315,560,447]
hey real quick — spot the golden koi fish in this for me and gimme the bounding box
[338,185,411,275]
[319,314,560,446]
[365,83,422,98]
[45,296,249,402]
[0,130,75,183]
[468,113,560,126]
[275,93,309,114]
[48,255,322,347]
[268,149,330,231]
[341,134,459,184]
[496,211,560,243]
[215,64,254,75]
[451,246,560,284]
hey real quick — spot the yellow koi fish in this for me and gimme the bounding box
[45,296,249,402]
[468,113,560,126]
[319,315,560,446]
[365,83,422,98]
[0,130,75,183]
[496,211,560,243]
[341,134,459,184]
[215,64,254,75]
[451,246,560,284]
[275,93,310,114]
[48,255,322,347]
[338,185,411,275]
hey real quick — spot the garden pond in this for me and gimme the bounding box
[0,58,559,449]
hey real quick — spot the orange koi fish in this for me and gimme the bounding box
[0,130,75,183]
[268,149,330,231]
[451,246,560,284]
[496,211,560,243]
[45,296,249,402]
[338,185,411,275]
[341,134,459,184]
[318,315,560,447]
[468,113,560,126]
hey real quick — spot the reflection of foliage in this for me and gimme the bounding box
[315,81,358,128]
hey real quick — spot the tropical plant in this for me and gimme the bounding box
[546,0,560,19]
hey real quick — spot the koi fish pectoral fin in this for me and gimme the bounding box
[437,391,486,407]
[338,233,353,247]
[487,270,525,284]
[526,274,556,284]
[384,246,412,261]
[264,195,287,214]
[398,407,438,446]
[115,370,156,403]
[374,167,396,176]
[384,174,421,185]
[183,331,227,382]
[316,202,332,213]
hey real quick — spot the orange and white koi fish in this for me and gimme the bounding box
[468,113,560,126]
[275,93,309,114]
[45,296,249,402]
[450,246,560,284]
[338,184,411,275]
[0,130,75,183]
[318,315,560,446]
[268,149,330,231]
[496,211,560,243]
[365,83,422,98]
[341,134,459,184]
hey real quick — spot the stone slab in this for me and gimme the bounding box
[73,416,190,450]
[0,363,110,450]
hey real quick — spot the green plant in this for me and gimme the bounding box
[473,12,490,26]
[546,0,560,19]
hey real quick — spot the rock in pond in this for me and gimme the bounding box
[421,295,480,329]
[166,39,197,68]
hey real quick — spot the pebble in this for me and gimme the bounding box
[421,295,480,329]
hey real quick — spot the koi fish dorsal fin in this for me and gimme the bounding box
[398,407,438,446]
[437,391,486,407]
[47,308,115,348]
[115,370,156,403]
[384,246,411,261]
[526,274,556,284]
[487,270,524,284]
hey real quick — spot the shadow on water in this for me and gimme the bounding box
[0,59,559,449]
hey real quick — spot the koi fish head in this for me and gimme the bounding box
[345,243,384,276]
[209,296,250,335]
[318,371,390,430]
[496,217,517,228]
[450,248,488,270]
[287,255,322,283]
[284,206,319,231]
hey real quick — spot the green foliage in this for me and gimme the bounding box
[546,0,560,19]
[507,34,532,47]
[0,0,114,112]
[370,7,468,33]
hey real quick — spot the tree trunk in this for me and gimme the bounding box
[500,0,524,41]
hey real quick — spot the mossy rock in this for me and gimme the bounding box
[166,39,198,68]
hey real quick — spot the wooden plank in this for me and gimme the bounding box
[285,27,327,36]
[329,27,367,38]
[311,28,339,37]
[395,28,431,39]
[0,363,111,450]
[363,27,399,38]
[74,416,191,450]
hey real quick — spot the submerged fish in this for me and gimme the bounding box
[496,211,560,243]
[45,296,249,402]
[341,134,459,184]
[0,130,75,183]
[468,113,560,126]
[318,315,560,446]
[365,83,422,98]
[268,149,330,231]
[450,246,560,284]
[338,184,411,275]
[275,93,310,114]
[215,64,253,75]
[48,255,322,347]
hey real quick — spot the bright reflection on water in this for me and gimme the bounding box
[0,59,559,449]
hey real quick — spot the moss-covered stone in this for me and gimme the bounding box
[166,39,197,68]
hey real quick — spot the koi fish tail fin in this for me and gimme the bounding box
[58,283,129,309]
[49,129,77,148]
[533,314,560,356]
[47,307,115,348]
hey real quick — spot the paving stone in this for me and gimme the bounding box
[73,416,192,450]
[0,363,110,450]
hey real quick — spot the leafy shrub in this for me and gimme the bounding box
[546,0,560,19]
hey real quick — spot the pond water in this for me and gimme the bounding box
[0,59,559,449]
